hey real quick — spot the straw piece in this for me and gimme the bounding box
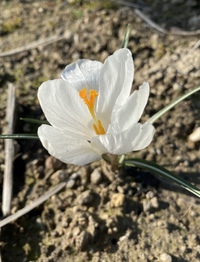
[0,182,66,228]
[2,84,16,216]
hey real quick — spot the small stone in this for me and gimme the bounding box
[66,179,75,188]
[150,33,159,49]
[76,190,93,205]
[110,193,125,207]
[71,172,80,180]
[143,199,151,212]
[45,156,63,170]
[108,228,113,234]
[113,227,118,233]
[90,168,102,184]
[100,50,109,61]
[117,186,124,194]
[190,210,198,217]
[157,220,167,228]
[150,197,159,208]
[149,214,155,220]
[180,245,186,252]
[146,191,155,199]
[189,127,200,142]
[160,253,172,262]
[51,170,69,182]
[173,83,180,91]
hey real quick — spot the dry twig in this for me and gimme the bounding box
[134,8,168,34]
[2,84,16,216]
[0,182,66,228]
[112,0,200,36]
[0,31,70,58]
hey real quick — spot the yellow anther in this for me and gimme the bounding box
[79,88,98,118]
[79,88,106,135]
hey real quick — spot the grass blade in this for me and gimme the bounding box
[149,85,200,124]
[0,134,38,140]
[124,158,200,198]
[20,118,48,124]
[121,24,130,48]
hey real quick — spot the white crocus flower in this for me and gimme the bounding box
[38,48,155,166]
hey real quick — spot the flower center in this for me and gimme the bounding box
[79,88,105,135]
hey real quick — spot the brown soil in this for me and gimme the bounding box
[0,0,200,261]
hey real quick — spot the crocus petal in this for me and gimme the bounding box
[93,122,154,155]
[110,82,150,133]
[61,59,102,91]
[130,122,155,151]
[97,48,134,127]
[92,123,140,155]
[38,79,94,140]
[38,125,101,166]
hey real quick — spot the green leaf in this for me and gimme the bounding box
[121,24,130,48]
[149,85,200,124]
[0,134,38,139]
[20,118,48,124]
[124,158,200,198]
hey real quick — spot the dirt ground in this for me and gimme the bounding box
[0,0,200,261]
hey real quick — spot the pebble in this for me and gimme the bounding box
[76,190,93,205]
[117,186,124,194]
[146,191,155,199]
[157,220,168,228]
[66,179,75,189]
[71,172,80,180]
[45,156,63,170]
[173,82,181,91]
[150,197,159,208]
[180,245,186,252]
[90,168,102,184]
[143,195,159,211]
[110,193,125,207]
[160,253,172,262]
[149,213,155,220]
[143,199,151,212]
[51,170,69,181]
[189,127,200,142]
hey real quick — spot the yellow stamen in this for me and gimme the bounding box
[79,88,106,135]
[79,88,98,118]
[93,120,106,135]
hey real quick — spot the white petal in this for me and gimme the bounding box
[110,82,150,133]
[38,125,101,166]
[93,123,140,155]
[97,48,134,127]
[93,122,154,155]
[61,59,102,91]
[131,122,155,151]
[38,79,94,140]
